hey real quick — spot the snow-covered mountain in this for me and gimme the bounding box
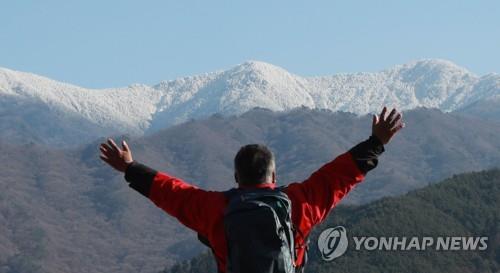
[1,59,499,146]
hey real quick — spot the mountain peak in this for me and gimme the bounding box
[237,60,286,70]
[393,58,473,76]
[228,61,294,78]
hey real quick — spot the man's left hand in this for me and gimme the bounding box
[99,138,133,173]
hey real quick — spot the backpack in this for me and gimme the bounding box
[223,187,295,273]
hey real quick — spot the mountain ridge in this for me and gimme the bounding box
[1,59,500,147]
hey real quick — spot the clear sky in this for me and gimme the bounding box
[1,0,499,88]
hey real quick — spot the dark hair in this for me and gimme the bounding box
[234,144,275,185]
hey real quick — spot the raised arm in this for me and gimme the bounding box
[99,139,222,236]
[285,107,404,227]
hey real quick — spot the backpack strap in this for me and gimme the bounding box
[293,228,310,273]
[277,186,310,272]
[223,187,240,199]
[197,188,239,273]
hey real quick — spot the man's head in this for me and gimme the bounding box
[234,144,276,186]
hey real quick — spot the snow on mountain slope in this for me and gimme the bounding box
[147,61,315,132]
[307,59,479,113]
[0,59,499,146]
[0,68,160,134]
[454,74,500,122]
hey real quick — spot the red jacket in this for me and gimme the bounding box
[125,135,384,272]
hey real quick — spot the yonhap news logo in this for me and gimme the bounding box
[317,226,489,261]
[317,226,349,261]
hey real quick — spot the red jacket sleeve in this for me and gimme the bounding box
[285,135,384,229]
[124,162,224,236]
[285,152,364,228]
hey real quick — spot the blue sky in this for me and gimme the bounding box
[1,0,499,88]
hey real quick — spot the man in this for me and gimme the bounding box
[99,106,404,272]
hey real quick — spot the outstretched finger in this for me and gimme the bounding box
[100,143,111,153]
[99,154,110,162]
[107,138,120,152]
[386,108,397,123]
[372,114,379,127]
[122,140,130,152]
[380,107,388,121]
[389,113,402,127]
[390,122,405,133]
[99,146,111,157]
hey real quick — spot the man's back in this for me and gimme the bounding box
[124,137,383,272]
[99,106,403,273]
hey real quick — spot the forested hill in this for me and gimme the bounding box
[164,168,500,273]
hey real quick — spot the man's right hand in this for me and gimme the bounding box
[99,138,133,173]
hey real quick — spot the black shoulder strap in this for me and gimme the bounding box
[277,186,310,272]
[223,187,240,199]
[197,188,240,273]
